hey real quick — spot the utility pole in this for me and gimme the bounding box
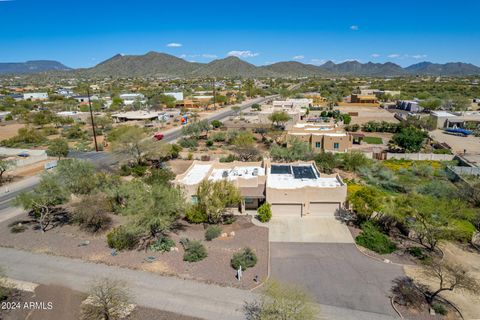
[212,78,216,110]
[87,87,99,152]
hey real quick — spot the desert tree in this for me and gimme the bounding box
[81,278,132,320]
[268,111,291,129]
[195,179,241,224]
[0,159,13,184]
[422,258,480,305]
[232,131,259,161]
[46,138,69,159]
[244,280,318,320]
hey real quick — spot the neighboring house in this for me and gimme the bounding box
[174,161,266,211]
[72,95,99,104]
[265,160,347,217]
[55,88,75,97]
[164,92,184,101]
[350,94,379,104]
[174,159,348,218]
[396,100,424,113]
[287,123,352,153]
[56,111,88,122]
[23,92,48,101]
[111,111,162,122]
[430,110,480,129]
[360,89,401,98]
[119,93,146,106]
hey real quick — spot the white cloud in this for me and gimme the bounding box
[412,54,427,59]
[310,59,326,65]
[179,54,187,58]
[202,54,218,59]
[293,55,305,60]
[166,43,182,47]
[350,25,359,31]
[388,54,401,58]
[371,53,381,58]
[227,50,259,58]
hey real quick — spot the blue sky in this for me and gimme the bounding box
[0,0,479,68]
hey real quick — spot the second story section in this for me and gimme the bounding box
[287,123,352,153]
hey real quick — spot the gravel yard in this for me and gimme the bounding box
[0,215,268,290]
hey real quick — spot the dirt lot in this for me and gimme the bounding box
[0,215,268,290]
[0,284,201,320]
[404,242,480,319]
[430,129,480,154]
[335,106,399,125]
[0,123,25,141]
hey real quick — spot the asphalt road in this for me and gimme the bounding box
[162,95,277,142]
[270,243,403,317]
[0,175,40,210]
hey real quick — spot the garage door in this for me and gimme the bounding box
[271,204,302,217]
[308,202,340,217]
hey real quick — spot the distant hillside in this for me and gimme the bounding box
[191,56,274,77]
[318,61,407,76]
[261,61,325,77]
[0,60,71,74]
[405,61,480,76]
[2,52,480,78]
[78,52,201,77]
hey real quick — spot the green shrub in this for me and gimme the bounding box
[432,303,447,315]
[449,219,476,243]
[130,165,147,177]
[119,165,131,176]
[219,154,236,162]
[257,202,272,223]
[149,237,175,252]
[355,221,397,254]
[179,137,198,148]
[211,132,226,142]
[407,247,427,260]
[211,120,222,128]
[181,238,207,262]
[231,247,257,270]
[72,195,112,233]
[205,225,222,241]
[185,207,208,223]
[206,139,214,147]
[107,226,139,250]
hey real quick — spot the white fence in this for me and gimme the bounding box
[0,147,48,168]
[386,153,455,161]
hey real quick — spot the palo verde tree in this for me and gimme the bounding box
[46,138,69,159]
[232,131,259,161]
[194,179,241,224]
[0,159,13,184]
[81,278,131,320]
[15,174,69,232]
[268,111,291,129]
[110,126,156,165]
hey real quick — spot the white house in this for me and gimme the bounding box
[23,92,48,101]
[119,93,146,106]
[164,92,184,101]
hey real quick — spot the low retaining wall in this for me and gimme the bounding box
[0,147,48,168]
[386,153,455,161]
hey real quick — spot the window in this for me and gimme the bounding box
[191,195,198,204]
[334,142,340,149]
[315,142,321,148]
[244,197,254,204]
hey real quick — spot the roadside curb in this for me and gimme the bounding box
[353,242,409,267]
[4,277,38,292]
[390,296,404,319]
[249,216,270,292]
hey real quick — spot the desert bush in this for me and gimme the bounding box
[72,195,112,233]
[206,139,214,147]
[211,132,226,142]
[391,277,425,309]
[219,154,237,162]
[149,237,175,252]
[257,203,272,223]
[107,226,139,250]
[355,221,397,254]
[130,165,147,177]
[449,220,476,243]
[185,206,208,223]
[180,238,207,262]
[407,247,427,260]
[231,247,257,270]
[179,137,198,148]
[205,225,222,241]
[432,303,447,315]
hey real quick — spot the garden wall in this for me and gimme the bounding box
[0,147,48,168]
[386,153,455,161]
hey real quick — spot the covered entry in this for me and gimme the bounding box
[308,202,340,217]
[271,204,302,217]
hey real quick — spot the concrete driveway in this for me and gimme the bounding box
[270,243,403,317]
[268,216,354,243]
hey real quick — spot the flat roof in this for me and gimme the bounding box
[431,111,457,117]
[209,166,265,182]
[178,164,212,185]
[267,164,342,189]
